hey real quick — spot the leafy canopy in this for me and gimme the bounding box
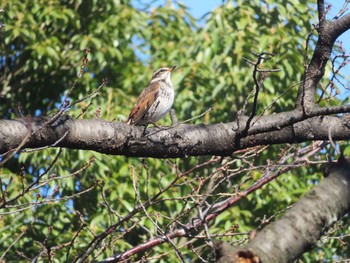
[1,0,348,262]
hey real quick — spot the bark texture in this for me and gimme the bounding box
[1,113,350,158]
[216,158,350,263]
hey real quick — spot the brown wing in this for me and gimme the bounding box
[127,82,160,125]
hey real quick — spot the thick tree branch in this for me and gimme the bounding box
[216,157,350,262]
[296,9,350,111]
[317,0,325,24]
[1,106,350,158]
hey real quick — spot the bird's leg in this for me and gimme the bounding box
[142,124,149,135]
[147,109,178,132]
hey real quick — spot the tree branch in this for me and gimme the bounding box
[317,0,325,24]
[97,141,323,262]
[1,105,350,158]
[296,8,350,111]
[216,157,350,262]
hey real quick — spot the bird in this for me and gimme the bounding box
[126,66,176,128]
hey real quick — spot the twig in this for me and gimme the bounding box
[75,158,219,262]
[241,52,277,135]
[65,223,87,263]
[333,0,350,20]
[0,148,63,209]
[98,143,324,262]
[0,181,99,215]
[328,124,340,155]
[21,131,69,153]
[132,169,186,263]
[197,205,216,261]
[145,107,213,137]
[0,228,26,261]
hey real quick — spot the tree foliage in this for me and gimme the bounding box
[1,0,350,262]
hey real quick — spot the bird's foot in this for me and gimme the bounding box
[141,125,149,136]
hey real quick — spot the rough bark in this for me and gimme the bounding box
[295,9,350,111]
[216,158,350,263]
[1,111,350,158]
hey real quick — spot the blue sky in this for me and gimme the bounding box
[179,0,223,19]
[327,1,350,47]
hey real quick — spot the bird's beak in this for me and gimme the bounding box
[169,65,177,72]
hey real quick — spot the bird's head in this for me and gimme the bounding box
[151,66,176,82]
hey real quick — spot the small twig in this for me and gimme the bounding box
[21,131,69,153]
[145,107,213,137]
[77,48,90,78]
[65,223,87,263]
[254,80,308,126]
[70,78,108,109]
[0,228,26,261]
[169,109,178,125]
[62,48,90,107]
[99,143,324,262]
[328,124,340,155]
[241,52,277,135]
[131,166,186,263]
[0,178,5,205]
[78,158,219,262]
[0,181,99,215]
[333,0,350,20]
[0,148,63,209]
[100,185,115,226]
[256,205,293,230]
[197,205,216,261]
